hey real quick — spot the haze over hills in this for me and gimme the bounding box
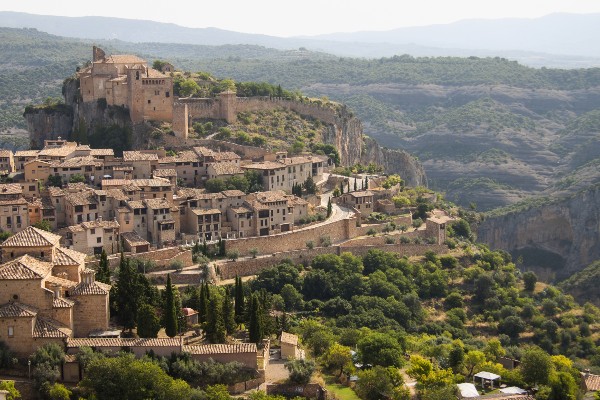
[1,11,600,68]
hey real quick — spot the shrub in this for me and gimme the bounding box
[400,236,411,244]
[285,359,316,384]
[249,248,259,258]
[170,260,184,272]
[306,241,314,249]
[320,236,331,247]
[367,228,377,236]
[227,250,240,262]
[384,236,396,244]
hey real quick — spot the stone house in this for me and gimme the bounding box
[242,155,324,194]
[152,168,177,186]
[158,150,202,186]
[63,219,120,256]
[24,159,52,183]
[122,151,160,179]
[0,184,29,234]
[206,162,244,180]
[14,150,39,172]
[339,190,374,213]
[0,150,15,174]
[78,46,173,123]
[188,208,222,241]
[245,191,297,236]
[145,198,177,247]
[425,215,453,245]
[51,156,105,186]
[280,331,302,360]
[1,226,62,262]
[120,231,150,253]
[226,206,254,239]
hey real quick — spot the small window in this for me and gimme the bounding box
[12,294,18,300]
[8,326,14,338]
[147,100,151,104]
[165,91,170,98]
[97,237,101,243]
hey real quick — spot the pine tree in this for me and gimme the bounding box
[206,295,226,343]
[115,253,138,332]
[223,290,236,335]
[327,197,333,218]
[248,293,264,344]
[164,274,178,338]
[354,178,358,191]
[234,276,245,323]
[96,249,110,284]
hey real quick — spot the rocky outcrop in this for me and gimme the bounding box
[478,185,600,278]
[24,105,73,149]
[362,136,426,187]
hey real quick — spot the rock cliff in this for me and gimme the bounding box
[478,185,600,278]
[24,106,73,149]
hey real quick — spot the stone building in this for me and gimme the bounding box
[0,184,30,234]
[0,230,110,357]
[78,47,174,123]
[0,150,14,174]
[242,155,324,194]
[280,331,302,360]
[338,190,374,213]
[63,219,120,255]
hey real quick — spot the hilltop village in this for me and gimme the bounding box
[4,47,598,400]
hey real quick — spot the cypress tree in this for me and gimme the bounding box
[97,249,110,284]
[327,197,333,218]
[223,290,236,335]
[248,293,264,344]
[234,276,245,323]
[347,180,350,193]
[115,253,138,332]
[340,182,344,194]
[206,295,226,343]
[354,178,358,191]
[164,274,178,338]
[198,282,208,323]
[137,303,160,338]
[190,285,201,311]
[364,176,369,189]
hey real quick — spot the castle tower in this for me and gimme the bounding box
[218,90,237,123]
[126,66,146,124]
[92,46,106,62]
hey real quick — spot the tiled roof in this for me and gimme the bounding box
[54,247,86,266]
[90,149,114,156]
[111,165,133,171]
[71,281,111,296]
[57,156,103,168]
[39,146,75,158]
[192,146,214,157]
[81,220,120,229]
[123,151,159,162]
[0,150,13,157]
[162,150,199,163]
[46,275,77,288]
[121,231,150,247]
[145,68,169,78]
[212,151,240,161]
[126,200,146,209]
[0,255,53,280]
[191,208,221,216]
[177,188,207,199]
[132,177,171,187]
[65,191,97,207]
[102,179,131,187]
[242,161,285,170]
[67,337,181,348]
[9,228,62,250]
[0,302,38,318]
[53,297,75,308]
[153,168,177,178]
[0,197,28,206]
[280,331,298,346]
[102,54,146,64]
[65,182,89,191]
[47,186,65,197]
[210,162,243,176]
[33,317,71,338]
[221,190,246,198]
[105,189,129,201]
[183,343,257,355]
[14,150,40,157]
[584,373,600,391]
[254,190,288,203]
[144,198,171,209]
[230,206,253,214]
[0,183,23,195]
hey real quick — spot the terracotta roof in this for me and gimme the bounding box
[39,146,75,158]
[74,145,91,151]
[0,302,38,318]
[183,343,257,355]
[33,317,71,338]
[105,189,129,201]
[65,191,96,207]
[0,197,28,206]
[584,373,600,391]
[53,297,75,308]
[231,206,253,214]
[111,165,133,171]
[123,151,159,162]
[57,156,103,168]
[71,281,111,296]
[182,307,197,316]
[144,198,171,209]
[102,54,146,64]
[209,162,243,176]
[191,208,221,216]
[212,151,240,161]
[221,189,246,198]
[102,179,131,187]
[90,149,114,156]
[65,182,89,191]
[255,191,288,204]
[243,161,285,170]
[153,168,177,178]
[280,331,298,346]
[46,275,77,288]
[192,147,214,157]
[81,220,120,229]
[126,200,146,209]
[161,150,199,163]
[67,338,181,348]
[132,178,171,187]
[47,187,65,197]
[0,150,13,157]
[0,183,23,195]
[15,150,40,157]
[121,231,150,247]
[54,247,86,266]
[145,68,169,78]
[0,255,53,279]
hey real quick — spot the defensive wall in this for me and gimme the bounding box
[218,242,448,280]
[93,247,193,269]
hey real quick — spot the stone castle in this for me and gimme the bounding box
[77,46,173,123]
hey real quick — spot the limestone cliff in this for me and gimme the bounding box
[478,185,600,278]
[24,105,73,149]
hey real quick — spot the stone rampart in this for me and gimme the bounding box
[225,217,356,256]
[101,247,193,269]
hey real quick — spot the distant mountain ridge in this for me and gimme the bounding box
[1,11,600,67]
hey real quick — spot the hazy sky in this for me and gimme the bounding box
[4,0,600,36]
